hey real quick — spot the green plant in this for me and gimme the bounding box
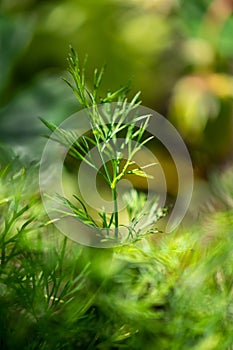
[41,47,166,244]
[0,160,92,349]
[1,145,233,349]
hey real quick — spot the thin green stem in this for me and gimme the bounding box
[112,185,119,239]
[111,158,120,239]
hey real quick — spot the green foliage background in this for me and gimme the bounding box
[1,160,233,349]
[0,0,233,349]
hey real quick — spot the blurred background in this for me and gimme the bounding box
[0,0,233,221]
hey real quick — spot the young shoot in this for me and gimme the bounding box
[41,47,166,244]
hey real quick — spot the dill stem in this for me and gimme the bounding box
[112,185,119,239]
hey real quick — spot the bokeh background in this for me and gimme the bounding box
[1,0,233,221]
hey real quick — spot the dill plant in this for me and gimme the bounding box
[0,158,91,348]
[1,111,233,349]
[41,47,166,244]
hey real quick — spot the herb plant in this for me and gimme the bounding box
[41,47,166,244]
[1,159,233,349]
